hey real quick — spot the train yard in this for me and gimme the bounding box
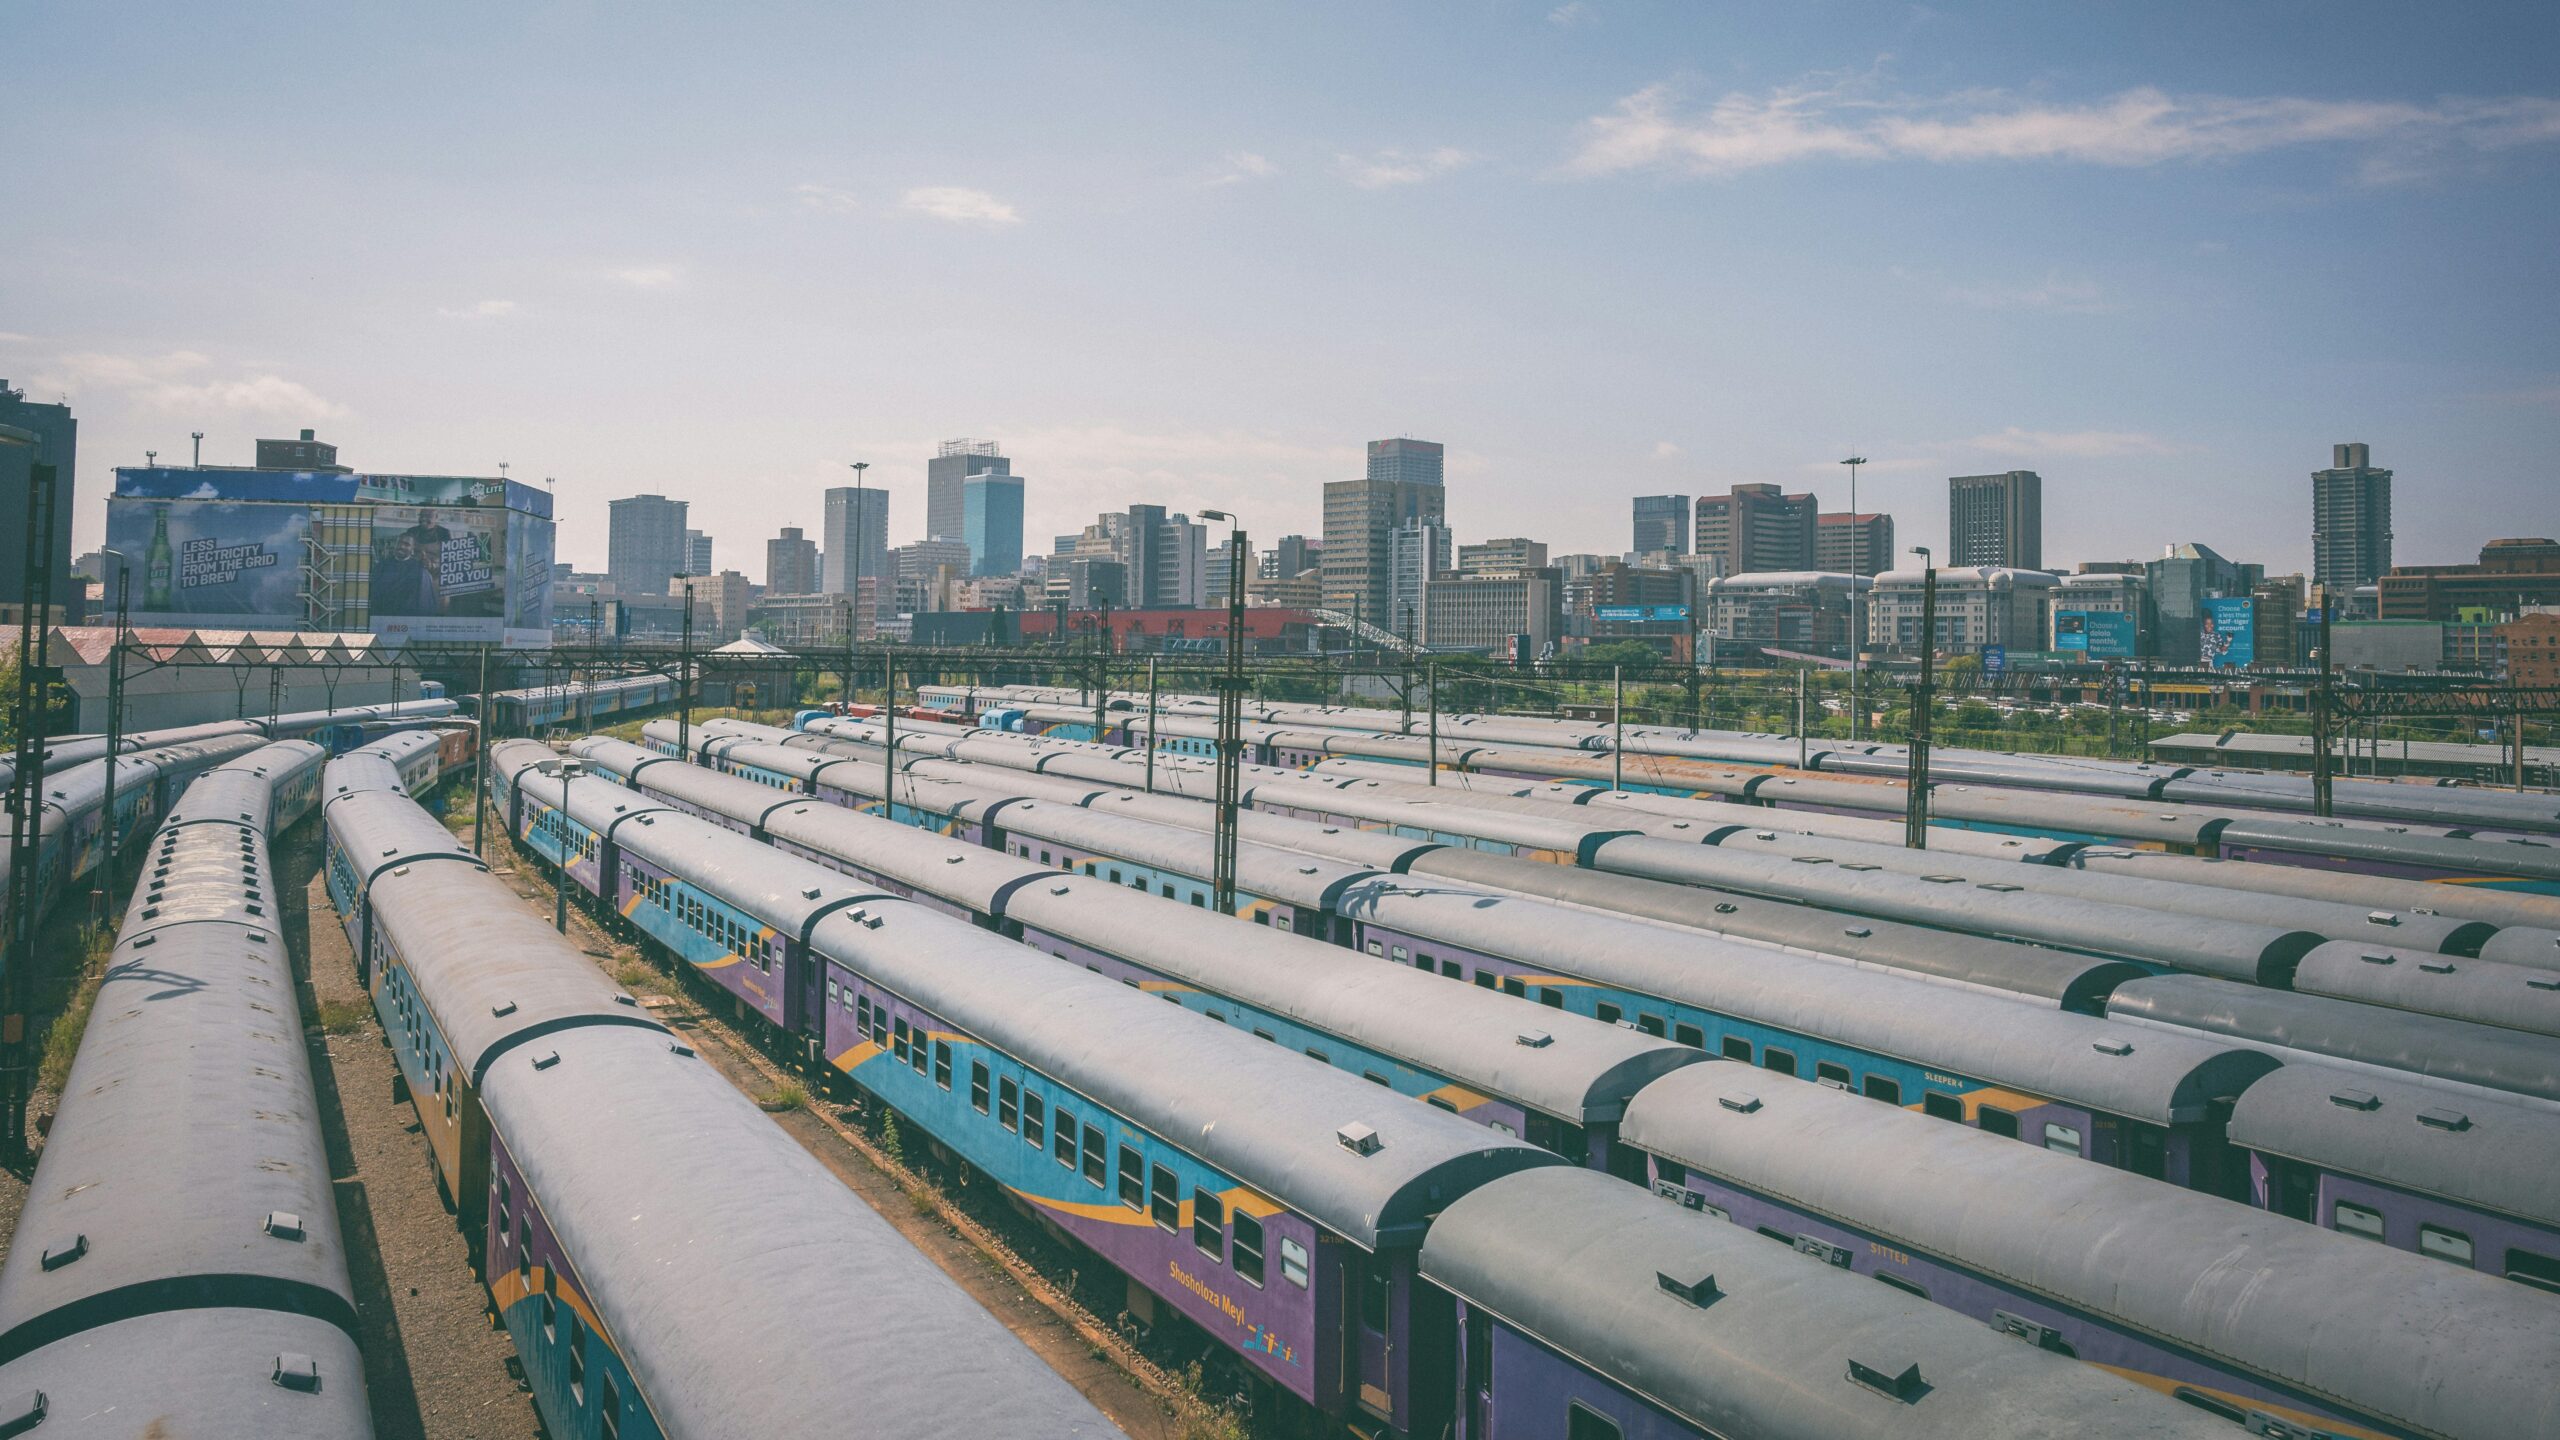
[0,680,2554,1438]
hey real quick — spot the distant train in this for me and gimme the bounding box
[0,739,373,1436]
[507,734,2558,1440]
[468,672,683,732]
[491,738,2318,1440]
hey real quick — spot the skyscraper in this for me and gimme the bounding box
[822,486,891,597]
[2312,442,2393,592]
[608,494,689,599]
[926,439,1008,542]
[1694,484,1818,575]
[962,472,1026,576]
[766,527,820,594]
[1366,437,1444,487]
[0,380,77,617]
[1324,475,1446,622]
[1816,512,1895,577]
[1387,519,1453,640]
[1632,494,1691,557]
[683,528,713,576]
[1949,471,2044,570]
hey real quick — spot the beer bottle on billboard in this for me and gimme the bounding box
[144,503,176,610]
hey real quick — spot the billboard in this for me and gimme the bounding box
[110,500,308,625]
[2055,610,2138,659]
[2201,596,2256,669]
[108,469,555,645]
[1593,604,1692,623]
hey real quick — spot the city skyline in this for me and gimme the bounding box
[7,3,2556,577]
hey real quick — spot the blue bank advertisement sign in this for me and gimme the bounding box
[2054,610,2138,658]
[1594,604,1692,623]
[2202,596,2256,668]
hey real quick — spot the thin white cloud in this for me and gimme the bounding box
[613,266,680,289]
[1966,426,2179,459]
[794,182,862,213]
[34,349,346,419]
[1548,3,1594,27]
[1938,272,2116,314]
[1209,151,1280,186]
[898,186,1023,226]
[438,299,518,320]
[1337,146,1475,189]
[1652,440,1682,458]
[1571,78,2560,179]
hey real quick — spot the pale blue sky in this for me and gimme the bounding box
[7,1,2556,577]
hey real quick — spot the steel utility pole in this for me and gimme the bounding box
[473,644,491,857]
[882,648,898,819]
[552,763,583,932]
[677,578,695,760]
[1904,547,1938,850]
[1201,513,1248,915]
[840,601,854,713]
[95,568,130,909]
[1613,665,1625,793]
[1841,455,1867,740]
[1427,662,1440,786]
[2310,602,2336,818]
[1796,667,1808,769]
[1144,656,1158,794]
[2,440,59,1163]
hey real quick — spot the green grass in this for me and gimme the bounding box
[36,927,115,1093]
[314,998,372,1035]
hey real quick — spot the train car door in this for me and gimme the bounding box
[1462,1304,1493,1439]
[1352,1258,1400,1427]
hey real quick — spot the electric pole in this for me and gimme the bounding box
[1201,513,1248,914]
[1905,547,1937,850]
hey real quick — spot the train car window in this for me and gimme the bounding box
[1443,961,1464,979]
[1280,1236,1311,1288]
[1504,978,1530,999]
[1191,895,1206,907]
[1361,1269,1392,1332]
[1978,1108,2020,1140]
[934,1042,952,1090]
[1673,1023,1705,1049]
[1763,1048,1797,1077]
[1367,940,1386,957]
[541,1292,557,1341]
[1392,945,1410,962]
[1150,1165,1181,1232]
[1054,1111,1079,1168]
[2333,1201,2385,1242]
[1863,1075,1903,1106]
[1194,1191,1226,1260]
[999,1078,1021,1132]
[517,1216,532,1283]
[2042,1122,2083,1155]
[1233,1212,1266,1286]
[1108,868,1123,884]
[1473,973,1497,990]
[1119,1146,1146,1210]
[1721,1036,1753,1063]
[1540,988,1564,1008]
[2419,1225,2475,1267]
[1922,1092,1963,1122]
[1595,1002,1623,1025]
[1305,1047,1330,1064]
[2506,1249,2560,1293]
[1636,1013,1666,1037]
[567,1312,587,1402]
[2172,1389,2248,1424]
[1362,1071,1390,1087]
[1022,1093,1046,1148]
[1755,1226,1796,1245]
[1565,1403,1624,1440]
[892,1018,912,1064]
[1426,1097,1458,1113]
[1875,1273,1930,1300]
[908,1031,928,1075]
[970,1062,991,1115]
[870,1004,889,1047]
[1085,1125,1107,1188]
[1815,1060,1851,1087]
[1252,1028,1277,1043]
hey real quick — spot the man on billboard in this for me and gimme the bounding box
[372,526,437,616]
[395,507,456,611]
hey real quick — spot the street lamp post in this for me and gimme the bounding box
[94,550,132,910]
[1840,455,1867,740]
[1905,546,1938,850]
[676,575,695,760]
[1200,510,1249,915]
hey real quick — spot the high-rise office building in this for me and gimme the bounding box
[822,485,891,596]
[608,494,689,599]
[1460,537,1549,574]
[766,527,820,594]
[1949,471,2043,570]
[926,438,1008,542]
[963,472,1026,576]
[1694,484,1818,576]
[2312,443,2394,592]
[1122,504,1208,608]
[1816,512,1896,577]
[1366,437,1444,487]
[2147,541,2263,663]
[1632,494,1691,557]
[1261,534,1321,581]
[1387,520,1453,640]
[0,380,77,617]
[684,528,713,576]
[255,427,347,472]
[1323,475,1446,621]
